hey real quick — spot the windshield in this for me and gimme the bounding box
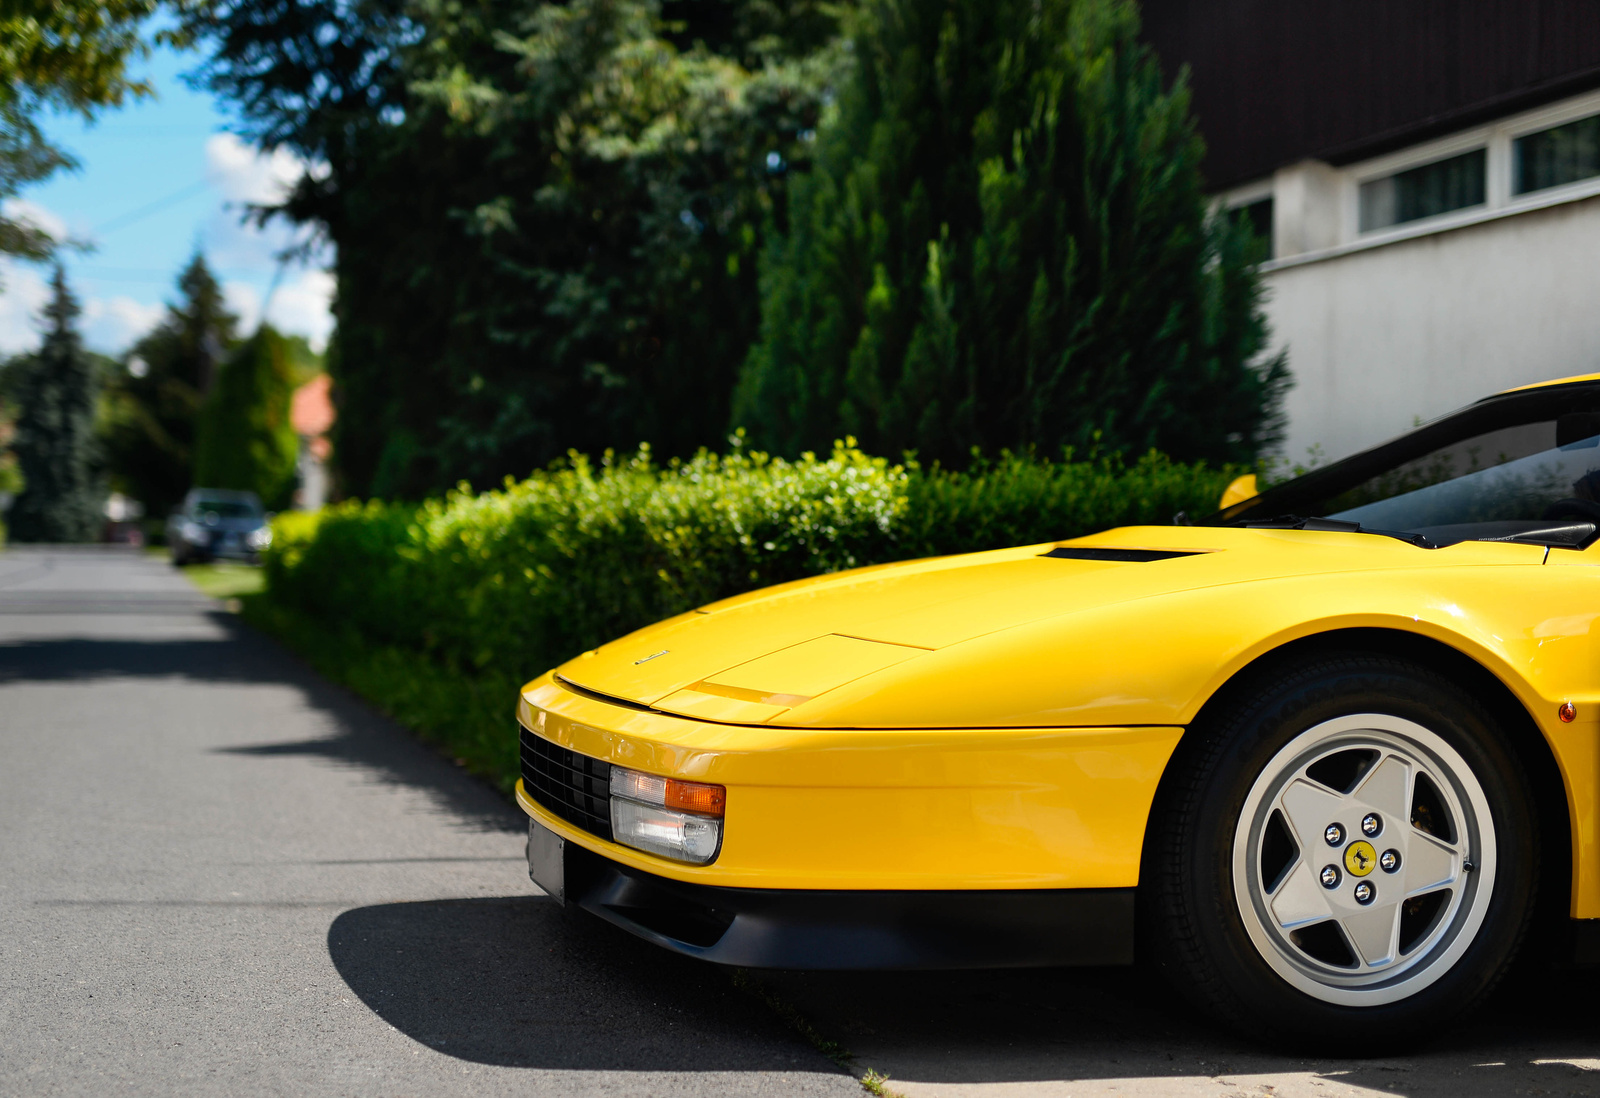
[193,499,262,519]
[1206,383,1600,548]
[1331,432,1598,528]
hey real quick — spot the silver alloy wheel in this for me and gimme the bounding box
[1231,714,1497,1007]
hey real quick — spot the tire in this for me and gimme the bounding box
[1143,652,1539,1052]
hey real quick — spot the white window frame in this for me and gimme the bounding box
[1345,129,1492,243]
[1505,91,1600,201]
[1218,180,1273,211]
[1260,86,1600,271]
[1208,181,1276,256]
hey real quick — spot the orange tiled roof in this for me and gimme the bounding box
[291,373,335,437]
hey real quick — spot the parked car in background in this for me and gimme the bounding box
[167,489,271,566]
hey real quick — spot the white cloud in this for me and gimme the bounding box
[0,196,165,354]
[201,135,336,351]
[222,266,334,352]
[0,260,166,355]
[0,146,336,359]
[0,260,52,354]
[265,268,334,351]
[204,135,312,273]
[81,295,164,352]
[204,133,307,207]
[222,279,261,332]
[2,198,68,244]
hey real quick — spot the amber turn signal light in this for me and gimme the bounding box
[610,767,726,818]
[664,779,726,816]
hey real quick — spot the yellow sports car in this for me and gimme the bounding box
[517,374,1600,1047]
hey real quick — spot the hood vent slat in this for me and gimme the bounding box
[1042,547,1203,563]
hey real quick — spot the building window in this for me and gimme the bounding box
[1514,114,1600,195]
[1358,148,1486,232]
[1231,197,1273,259]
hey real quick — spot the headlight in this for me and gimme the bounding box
[247,527,272,549]
[181,521,208,544]
[609,767,725,865]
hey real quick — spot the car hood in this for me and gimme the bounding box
[554,525,1543,724]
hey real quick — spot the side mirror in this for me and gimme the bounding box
[1219,474,1259,510]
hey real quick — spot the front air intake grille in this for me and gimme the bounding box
[520,726,613,841]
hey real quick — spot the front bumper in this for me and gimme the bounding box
[516,672,1182,893]
[184,530,264,561]
[536,822,1134,968]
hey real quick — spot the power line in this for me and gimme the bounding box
[91,180,213,237]
[74,265,285,280]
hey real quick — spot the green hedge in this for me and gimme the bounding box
[253,444,1235,789]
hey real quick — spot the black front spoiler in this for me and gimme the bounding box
[550,838,1135,970]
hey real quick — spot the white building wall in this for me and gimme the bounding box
[1265,193,1600,464]
[296,437,330,511]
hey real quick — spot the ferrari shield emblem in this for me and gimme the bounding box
[1344,840,1377,877]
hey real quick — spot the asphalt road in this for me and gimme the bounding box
[0,548,857,1096]
[4,546,1600,1098]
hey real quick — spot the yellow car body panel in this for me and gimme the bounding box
[1218,473,1260,509]
[519,521,1600,917]
[517,674,1181,890]
[1503,370,1600,392]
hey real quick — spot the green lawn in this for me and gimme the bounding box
[176,560,266,600]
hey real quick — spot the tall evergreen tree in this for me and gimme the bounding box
[192,325,298,509]
[733,0,1288,466]
[101,252,238,517]
[182,0,842,497]
[7,267,103,542]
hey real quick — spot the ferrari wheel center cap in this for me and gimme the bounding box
[1344,840,1378,877]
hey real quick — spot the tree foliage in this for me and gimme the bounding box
[180,0,843,498]
[182,0,1289,495]
[732,0,1287,465]
[0,0,163,265]
[193,325,299,509]
[5,268,104,542]
[101,253,238,517]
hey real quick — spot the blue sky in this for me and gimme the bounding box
[0,41,333,357]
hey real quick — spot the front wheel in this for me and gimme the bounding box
[1145,654,1539,1051]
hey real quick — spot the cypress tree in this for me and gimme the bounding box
[7,267,104,542]
[192,326,298,509]
[733,0,1289,466]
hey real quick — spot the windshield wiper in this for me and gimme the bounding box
[1237,515,1436,549]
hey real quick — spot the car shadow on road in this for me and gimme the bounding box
[327,894,851,1076]
[329,893,1600,1093]
[758,961,1600,1095]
